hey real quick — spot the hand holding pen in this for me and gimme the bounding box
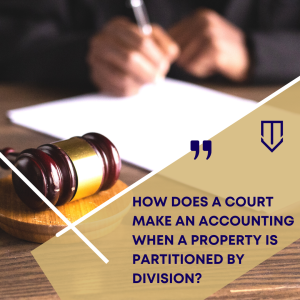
[87,1,179,97]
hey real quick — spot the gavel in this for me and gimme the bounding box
[0,133,121,211]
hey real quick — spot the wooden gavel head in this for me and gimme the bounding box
[0,133,121,211]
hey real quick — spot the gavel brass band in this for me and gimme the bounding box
[53,137,104,202]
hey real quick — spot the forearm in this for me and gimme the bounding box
[248,32,300,84]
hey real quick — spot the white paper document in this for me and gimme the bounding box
[8,79,257,171]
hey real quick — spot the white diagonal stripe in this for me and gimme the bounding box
[0,153,108,264]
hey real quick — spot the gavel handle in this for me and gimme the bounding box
[0,148,19,170]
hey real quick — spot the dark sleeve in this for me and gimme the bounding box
[248,31,300,84]
[13,32,93,89]
[0,1,95,89]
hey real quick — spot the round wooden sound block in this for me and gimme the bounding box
[0,175,130,243]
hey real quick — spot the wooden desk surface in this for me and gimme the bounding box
[1,83,300,300]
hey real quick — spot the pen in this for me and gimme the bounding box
[130,0,152,35]
[130,0,164,82]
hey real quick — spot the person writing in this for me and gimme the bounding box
[0,0,299,95]
[88,9,250,95]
